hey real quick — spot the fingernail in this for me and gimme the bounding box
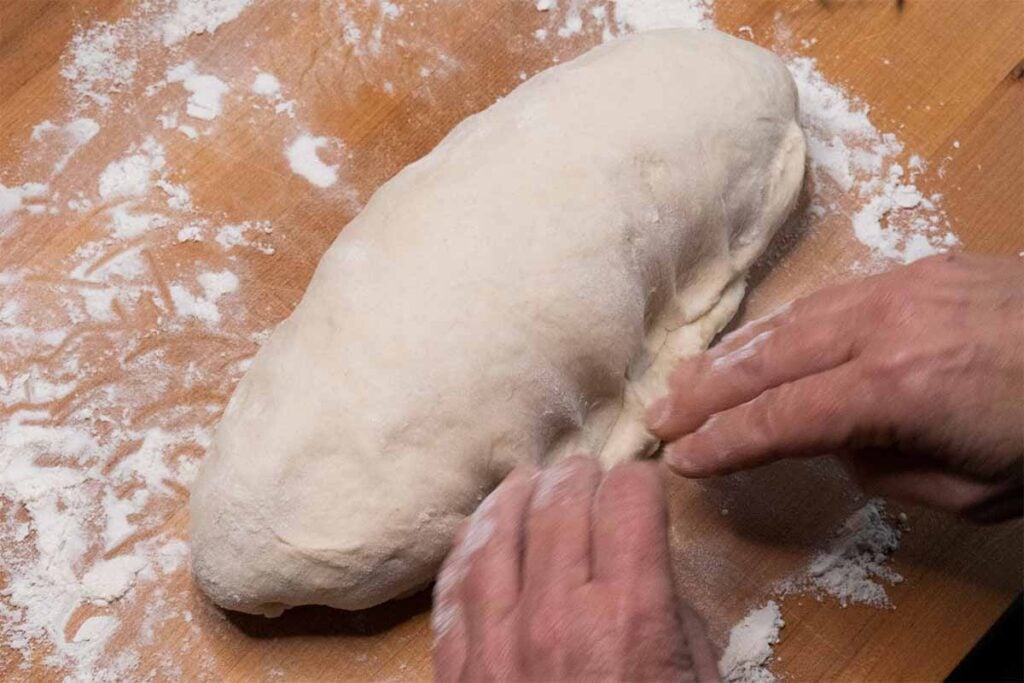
[664,439,699,476]
[646,397,672,431]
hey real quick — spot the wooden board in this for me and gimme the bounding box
[1,0,1021,680]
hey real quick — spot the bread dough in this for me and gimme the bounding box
[189,28,806,616]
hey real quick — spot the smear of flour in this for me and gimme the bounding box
[160,0,254,46]
[251,71,281,96]
[31,118,102,175]
[286,134,340,188]
[718,601,784,683]
[167,62,230,120]
[0,182,49,221]
[98,137,167,200]
[611,0,714,32]
[82,556,149,604]
[338,0,405,56]
[60,21,139,108]
[214,220,275,254]
[169,270,240,324]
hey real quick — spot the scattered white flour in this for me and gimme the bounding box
[3,6,265,673]
[31,118,102,174]
[0,184,24,217]
[785,56,956,265]
[3,0,963,679]
[177,224,204,242]
[60,21,138,108]
[161,0,254,46]
[251,71,281,96]
[338,0,406,55]
[106,204,170,239]
[0,182,48,220]
[214,220,274,253]
[79,287,119,322]
[68,615,119,675]
[781,500,905,608]
[248,71,296,118]
[611,0,714,32]
[158,179,194,211]
[286,134,340,188]
[81,555,149,604]
[98,137,167,200]
[167,62,230,121]
[718,601,784,683]
[56,0,253,113]
[169,270,240,324]
[721,501,904,680]
[31,118,99,145]
[557,10,584,38]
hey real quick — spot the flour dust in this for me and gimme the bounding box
[2,0,956,679]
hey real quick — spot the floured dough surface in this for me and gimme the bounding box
[190,28,806,615]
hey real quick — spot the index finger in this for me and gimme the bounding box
[591,461,672,587]
[647,280,879,437]
[458,465,536,630]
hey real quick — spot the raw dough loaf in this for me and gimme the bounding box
[190,28,806,615]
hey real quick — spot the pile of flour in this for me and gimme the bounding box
[782,500,906,608]
[719,601,784,683]
[718,500,906,681]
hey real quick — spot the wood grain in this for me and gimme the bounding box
[1,0,1021,681]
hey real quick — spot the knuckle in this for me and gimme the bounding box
[744,382,833,450]
[727,330,774,378]
[862,346,910,380]
[861,346,930,404]
[668,355,702,392]
[742,388,788,447]
[950,493,990,522]
[604,462,660,505]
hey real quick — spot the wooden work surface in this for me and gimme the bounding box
[1,0,1021,680]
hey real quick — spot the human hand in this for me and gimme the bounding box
[432,456,719,682]
[647,253,1023,523]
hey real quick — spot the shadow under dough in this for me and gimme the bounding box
[224,586,434,638]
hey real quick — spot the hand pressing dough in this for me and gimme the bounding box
[190,28,806,616]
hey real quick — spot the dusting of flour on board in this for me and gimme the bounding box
[715,500,906,681]
[718,601,784,683]
[1,0,963,679]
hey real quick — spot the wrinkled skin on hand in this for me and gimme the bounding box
[648,252,1024,523]
[432,456,719,682]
